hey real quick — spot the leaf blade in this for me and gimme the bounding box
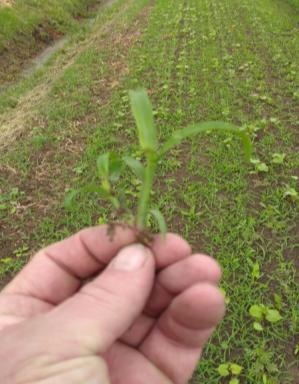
[129,89,158,151]
[150,208,167,235]
[64,184,109,209]
[96,153,110,179]
[123,156,145,181]
[160,121,252,160]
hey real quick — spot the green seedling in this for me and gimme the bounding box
[283,186,298,201]
[217,362,243,383]
[271,153,285,165]
[249,304,283,331]
[250,158,269,173]
[66,89,252,238]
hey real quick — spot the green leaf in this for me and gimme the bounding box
[217,363,230,377]
[219,288,230,305]
[150,208,167,235]
[283,187,298,200]
[123,156,145,181]
[97,153,110,179]
[250,158,260,165]
[253,321,264,332]
[265,309,282,323]
[230,364,243,375]
[0,257,13,264]
[109,196,121,210]
[251,262,261,279]
[160,121,252,160]
[64,185,109,209]
[64,189,80,209]
[129,89,158,151]
[109,153,123,182]
[274,294,282,310]
[256,162,269,172]
[249,304,264,320]
[229,379,240,384]
[271,153,286,164]
[267,363,279,373]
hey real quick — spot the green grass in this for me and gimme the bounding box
[0,0,298,383]
[287,0,299,9]
[0,0,99,50]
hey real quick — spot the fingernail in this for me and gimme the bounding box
[110,244,151,271]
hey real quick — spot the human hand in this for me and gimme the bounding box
[0,225,225,383]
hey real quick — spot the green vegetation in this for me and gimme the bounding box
[287,0,299,10]
[0,0,99,50]
[0,0,298,383]
[67,89,251,233]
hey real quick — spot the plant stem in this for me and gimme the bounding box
[136,151,157,229]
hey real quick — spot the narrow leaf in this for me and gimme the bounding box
[123,156,145,181]
[150,208,167,235]
[129,89,158,151]
[160,121,252,160]
[97,153,110,179]
[64,184,110,209]
[109,153,123,182]
[109,196,121,210]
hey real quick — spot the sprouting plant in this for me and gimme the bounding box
[217,362,243,383]
[249,304,283,331]
[283,186,298,201]
[66,89,252,238]
[271,153,285,165]
[250,158,269,173]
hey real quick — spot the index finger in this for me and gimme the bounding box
[2,226,191,308]
[2,225,136,304]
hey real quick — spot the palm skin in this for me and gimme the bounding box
[0,225,225,384]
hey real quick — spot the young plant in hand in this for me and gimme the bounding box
[66,89,252,240]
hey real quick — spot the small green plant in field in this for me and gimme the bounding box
[250,158,269,173]
[13,245,30,258]
[217,362,243,383]
[249,304,283,332]
[271,153,286,165]
[66,89,251,237]
[247,347,279,384]
[0,187,25,216]
[283,186,298,201]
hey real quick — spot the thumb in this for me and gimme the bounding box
[46,244,155,354]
